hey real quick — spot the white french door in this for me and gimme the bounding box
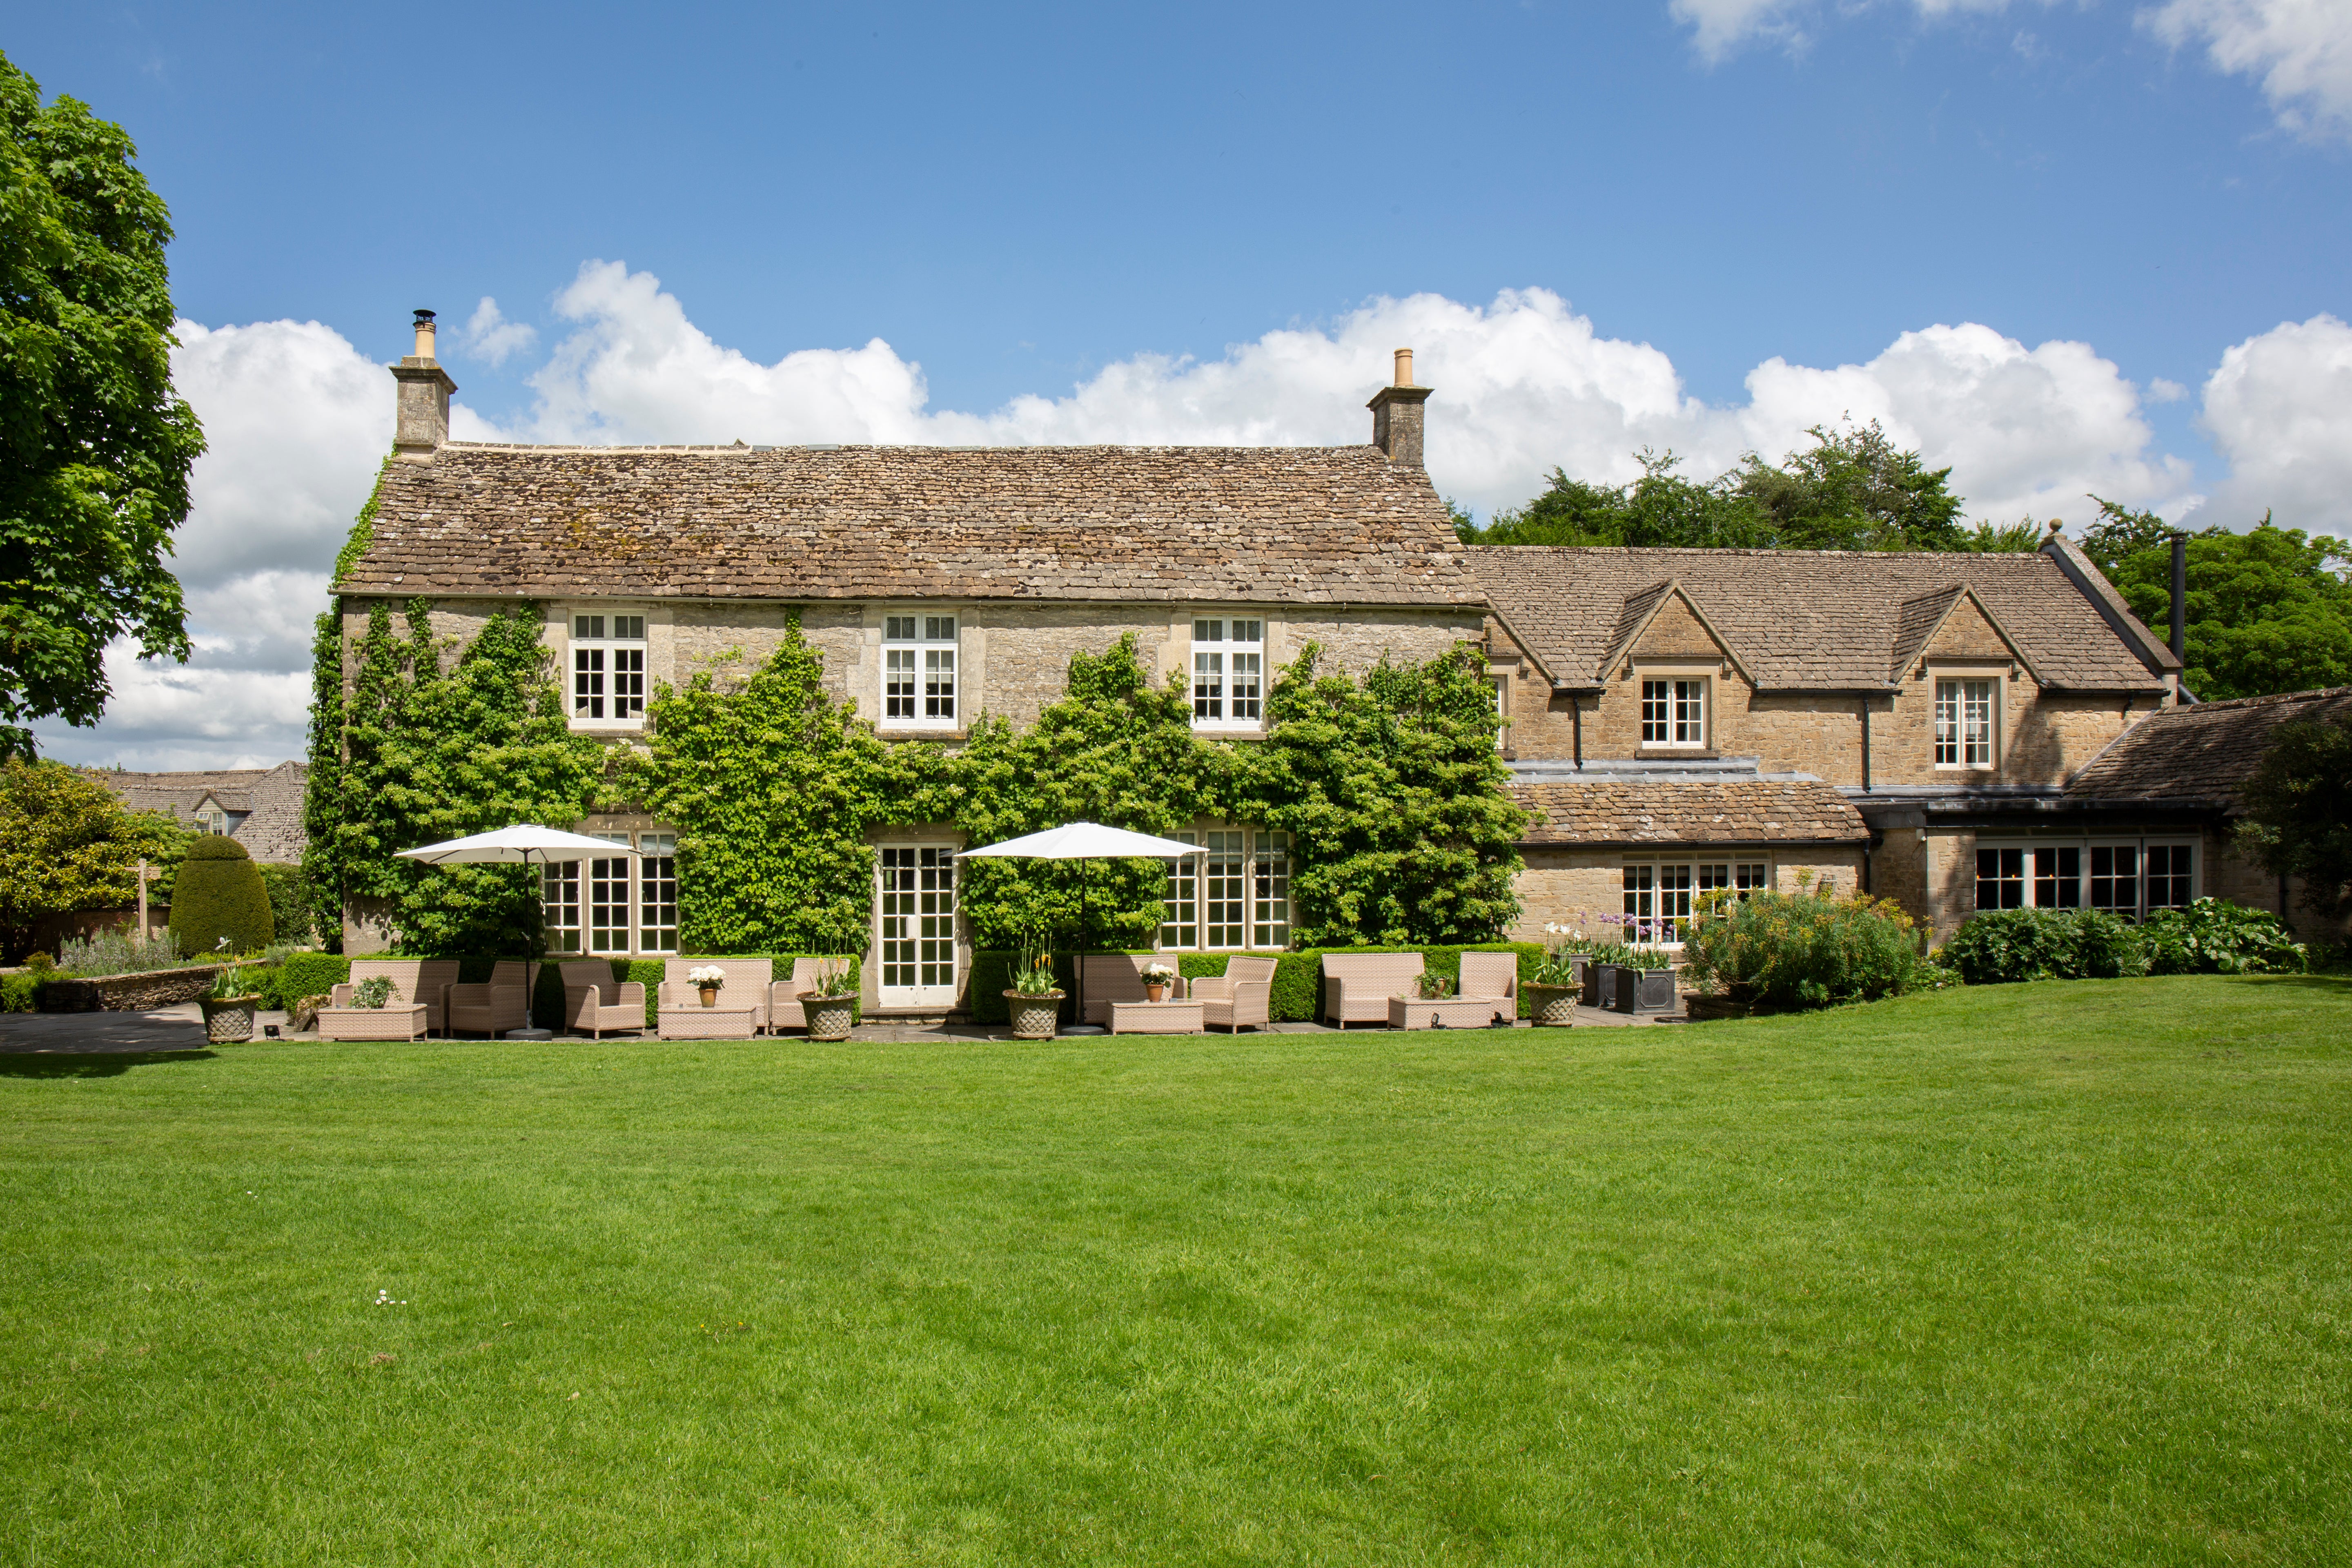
[878,846,958,1007]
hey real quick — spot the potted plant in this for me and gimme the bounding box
[1582,939,1628,1008]
[687,964,726,1008]
[1606,924,1681,1015]
[1141,960,1177,1003]
[199,965,261,1043]
[799,962,858,1042]
[1004,938,1065,1040]
[1410,971,1455,1001]
[1526,924,1592,1025]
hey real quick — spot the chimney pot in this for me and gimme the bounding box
[1394,347,1414,387]
[412,308,438,362]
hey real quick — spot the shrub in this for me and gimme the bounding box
[1940,908,2151,985]
[2139,898,2307,975]
[53,929,192,976]
[2,972,39,1011]
[1679,888,1926,1010]
[276,952,352,1009]
[256,862,317,945]
[169,837,273,957]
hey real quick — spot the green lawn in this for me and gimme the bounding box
[2,978,2348,1566]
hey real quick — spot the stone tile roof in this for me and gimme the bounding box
[86,762,310,864]
[1510,777,1870,846]
[2064,686,2352,808]
[342,442,1481,606]
[1472,546,2171,692]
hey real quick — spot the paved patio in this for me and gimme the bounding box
[1,999,1677,1056]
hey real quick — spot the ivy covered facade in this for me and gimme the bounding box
[308,333,1527,1013]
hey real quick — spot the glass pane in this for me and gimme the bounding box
[542,861,581,953]
[588,855,631,954]
[2147,843,2194,909]
[2090,845,2138,914]
[1976,847,2025,910]
[2034,846,2081,908]
[1204,830,1246,949]
[1251,831,1290,949]
[1160,833,1198,950]
[1193,652,1223,721]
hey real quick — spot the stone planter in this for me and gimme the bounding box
[1523,982,1579,1026]
[200,995,260,1042]
[1601,964,1679,1016]
[1005,989,1065,1040]
[1579,960,1606,1009]
[800,995,855,1042]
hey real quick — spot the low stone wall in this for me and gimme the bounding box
[40,965,223,1013]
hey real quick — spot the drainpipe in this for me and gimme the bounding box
[1860,696,1872,793]
[1571,695,1583,770]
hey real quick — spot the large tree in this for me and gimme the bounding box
[0,52,202,760]
[2234,713,2352,924]
[2086,500,2352,702]
[0,757,189,959]
[1460,423,1976,552]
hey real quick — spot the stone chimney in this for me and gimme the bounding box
[390,308,458,459]
[1368,347,1431,467]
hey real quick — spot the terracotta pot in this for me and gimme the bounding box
[200,996,259,1043]
[1004,989,1065,1040]
[1145,983,1167,1003]
[800,995,855,1041]
[1523,982,1578,1027]
[698,986,719,1008]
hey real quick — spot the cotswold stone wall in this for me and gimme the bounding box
[40,965,224,1013]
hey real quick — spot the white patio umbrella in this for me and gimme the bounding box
[394,824,626,1020]
[958,821,1204,1034]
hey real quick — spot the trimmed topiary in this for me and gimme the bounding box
[168,836,274,958]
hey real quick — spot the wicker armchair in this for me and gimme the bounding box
[1456,952,1519,1024]
[561,960,646,1039]
[1192,955,1278,1033]
[657,958,775,1032]
[1080,954,1186,1025]
[445,959,531,1038]
[1320,951,1425,1027]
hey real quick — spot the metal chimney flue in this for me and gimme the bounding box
[2169,531,2187,662]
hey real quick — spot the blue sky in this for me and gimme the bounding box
[14,0,2352,766]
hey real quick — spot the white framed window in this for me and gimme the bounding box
[1158,826,1289,950]
[1192,617,1264,728]
[638,833,679,955]
[1975,838,2194,917]
[543,861,581,954]
[541,829,679,955]
[883,615,958,727]
[571,614,646,727]
[1625,859,1768,943]
[1936,677,1997,768]
[587,832,635,956]
[1698,862,1770,901]
[1639,677,1706,747]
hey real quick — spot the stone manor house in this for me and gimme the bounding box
[333,316,2308,1012]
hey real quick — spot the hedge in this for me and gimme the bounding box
[169,836,273,957]
[967,944,1545,1026]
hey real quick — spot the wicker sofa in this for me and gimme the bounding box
[1456,952,1520,1023]
[1192,955,1278,1033]
[1320,951,1425,1027]
[1079,954,1185,1025]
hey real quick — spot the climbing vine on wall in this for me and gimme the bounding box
[309,595,607,955]
[628,621,897,955]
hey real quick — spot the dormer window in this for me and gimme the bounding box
[884,614,958,728]
[1641,677,1706,748]
[1192,616,1263,728]
[1935,677,1997,768]
[572,614,645,727]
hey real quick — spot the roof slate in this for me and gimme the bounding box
[2063,686,2352,807]
[342,443,1480,606]
[1471,546,2170,692]
[86,762,310,864]
[1511,777,1870,846]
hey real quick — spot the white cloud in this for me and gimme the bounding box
[2142,0,2352,138]
[2198,313,2352,536]
[2148,376,2190,402]
[456,296,538,367]
[1670,0,2039,63]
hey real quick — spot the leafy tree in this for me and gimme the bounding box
[2234,713,2352,922]
[1463,451,1771,549]
[631,621,896,954]
[2102,521,2352,701]
[2079,497,2178,579]
[0,52,203,760]
[1242,643,1525,946]
[0,756,187,957]
[1728,421,1967,550]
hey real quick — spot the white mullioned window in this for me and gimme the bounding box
[1160,833,1199,949]
[1936,678,1996,768]
[541,828,680,956]
[1639,678,1706,747]
[542,861,581,954]
[572,614,646,726]
[884,615,958,726]
[638,833,679,955]
[1627,859,1769,943]
[1975,839,2194,917]
[1157,826,1289,950]
[877,846,958,1002]
[1251,831,1291,950]
[1192,616,1264,727]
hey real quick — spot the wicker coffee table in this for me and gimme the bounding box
[314,1002,430,1042]
[657,1005,760,1040]
[1386,996,1510,1031]
[1108,1000,1205,1035]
